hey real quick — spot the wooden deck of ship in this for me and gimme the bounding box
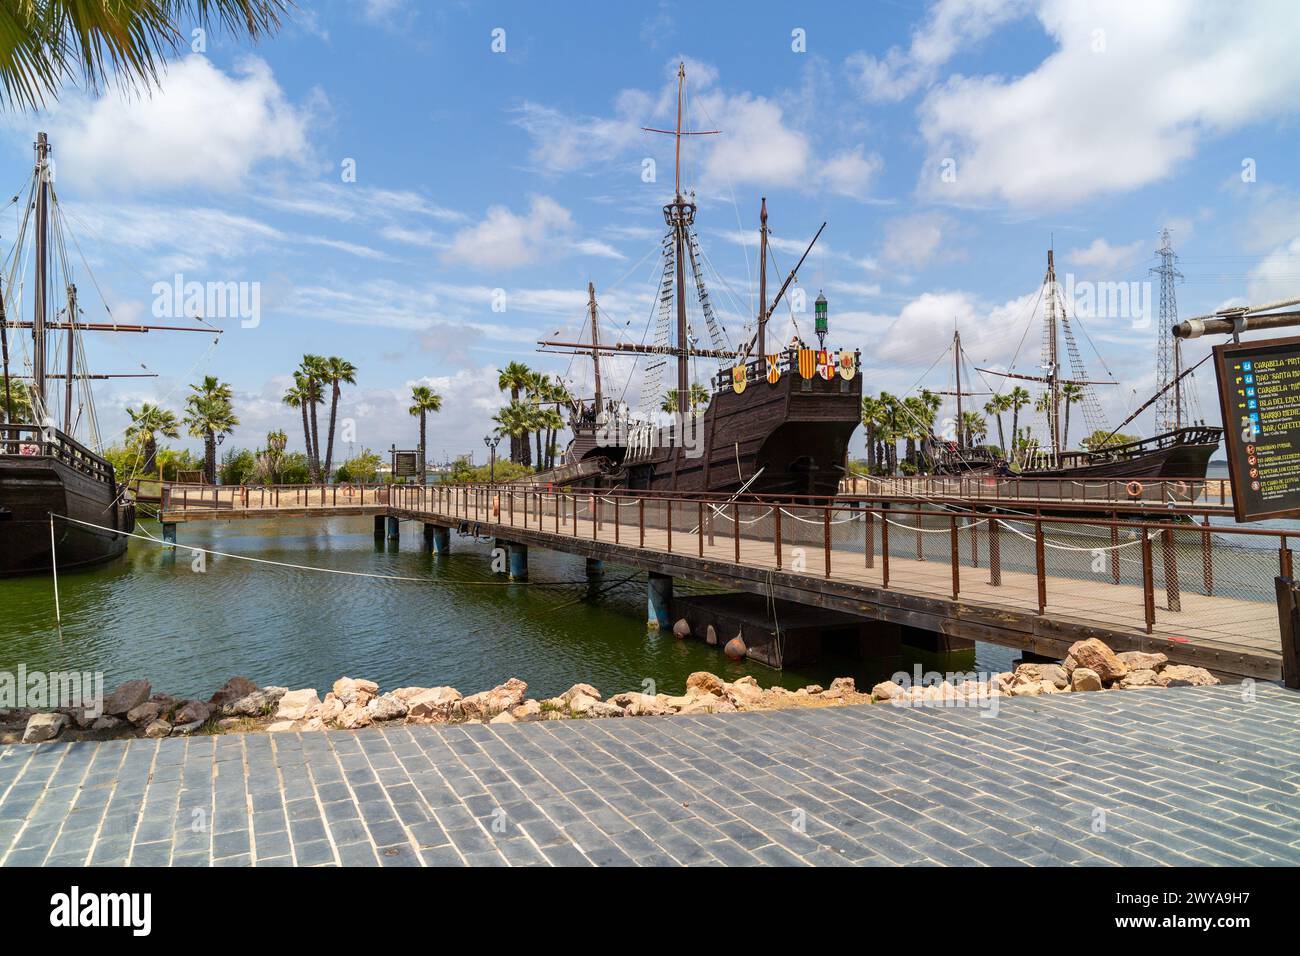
[157,482,1292,683]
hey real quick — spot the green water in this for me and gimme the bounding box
[0,516,1006,701]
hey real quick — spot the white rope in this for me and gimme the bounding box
[994,517,1151,552]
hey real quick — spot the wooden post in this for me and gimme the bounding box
[1274,577,1300,689]
[1282,536,1294,580]
[864,509,874,569]
[639,498,645,548]
[988,516,1000,586]
[509,490,514,526]
[969,516,979,568]
[881,508,890,588]
[592,496,598,540]
[916,513,924,561]
[1141,530,1155,634]
[1110,511,1121,584]
[823,506,831,578]
[775,505,782,570]
[1161,526,1181,612]
[698,500,704,557]
[1201,516,1213,596]
[1034,518,1046,615]
[667,499,673,553]
[734,503,741,563]
[614,496,620,544]
[950,516,959,599]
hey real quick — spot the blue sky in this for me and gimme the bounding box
[3,0,1299,464]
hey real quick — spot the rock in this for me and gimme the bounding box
[561,683,602,704]
[391,686,431,703]
[734,675,758,687]
[275,688,320,720]
[336,703,372,729]
[677,695,735,715]
[458,678,527,721]
[587,701,625,718]
[829,677,856,695]
[1016,663,1069,689]
[685,672,725,696]
[144,719,172,738]
[706,625,718,646]
[871,680,906,702]
[724,682,764,707]
[1157,664,1219,687]
[126,701,163,726]
[170,720,203,736]
[568,692,599,715]
[221,686,286,717]
[406,687,462,722]
[489,711,515,724]
[619,693,667,716]
[1010,681,1044,697]
[91,715,124,732]
[318,695,345,722]
[512,700,542,721]
[266,720,296,733]
[333,677,380,706]
[103,679,151,717]
[174,700,212,726]
[723,635,747,661]
[1116,651,1168,671]
[1065,638,1128,683]
[672,619,691,639]
[1071,667,1103,692]
[22,712,68,743]
[209,677,260,708]
[802,684,824,696]
[366,693,408,722]
[1117,668,1161,689]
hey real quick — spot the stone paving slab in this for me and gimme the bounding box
[1,685,1298,867]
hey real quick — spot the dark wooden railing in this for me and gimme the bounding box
[0,423,116,485]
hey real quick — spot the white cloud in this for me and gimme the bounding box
[1067,238,1147,274]
[881,212,953,267]
[814,147,884,199]
[916,0,1300,207]
[1248,237,1300,303]
[848,0,1028,102]
[47,56,317,192]
[443,197,575,270]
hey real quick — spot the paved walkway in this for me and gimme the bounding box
[1,686,1298,867]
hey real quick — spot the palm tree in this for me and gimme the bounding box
[984,393,1011,454]
[877,391,902,474]
[0,375,35,424]
[860,396,885,474]
[497,362,533,465]
[320,356,357,481]
[282,374,315,475]
[960,410,988,446]
[1008,386,1031,459]
[254,429,288,484]
[492,400,533,468]
[407,385,442,484]
[660,383,710,416]
[1060,382,1084,450]
[124,402,179,475]
[0,1,288,112]
[298,355,328,481]
[183,376,238,484]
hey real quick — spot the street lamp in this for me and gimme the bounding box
[483,434,500,485]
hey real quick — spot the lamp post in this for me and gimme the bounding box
[483,434,500,485]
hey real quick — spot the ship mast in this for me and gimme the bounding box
[954,328,963,443]
[757,197,768,358]
[64,283,77,433]
[1044,248,1061,459]
[587,281,602,414]
[32,132,50,413]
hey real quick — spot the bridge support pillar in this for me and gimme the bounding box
[425,523,450,555]
[586,557,605,581]
[374,515,385,538]
[508,543,529,582]
[647,572,673,630]
[386,516,399,541]
[162,522,177,545]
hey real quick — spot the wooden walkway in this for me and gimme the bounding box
[158,484,1287,682]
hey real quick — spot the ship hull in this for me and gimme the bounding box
[0,454,132,576]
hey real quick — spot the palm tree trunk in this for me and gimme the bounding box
[509,386,521,463]
[325,383,340,481]
[419,411,427,484]
[1063,405,1071,451]
[205,429,216,484]
[866,426,876,473]
[534,430,543,472]
[996,415,1005,454]
[299,403,312,475]
[144,435,157,476]
[308,400,321,482]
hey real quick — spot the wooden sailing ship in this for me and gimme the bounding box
[539,65,862,497]
[932,249,1221,481]
[0,133,215,575]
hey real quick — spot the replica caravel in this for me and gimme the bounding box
[540,65,862,498]
[0,133,214,576]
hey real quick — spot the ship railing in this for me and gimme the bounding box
[414,482,1293,683]
[711,346,862,393]
[0,422,116,486]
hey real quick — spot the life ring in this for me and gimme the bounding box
[492,494,501,518]
[1172,480,1189,499]
[1125,480,1144,498]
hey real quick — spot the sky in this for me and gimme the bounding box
[3,0,1299,466]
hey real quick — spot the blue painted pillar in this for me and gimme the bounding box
[386,516,399,541]
[509,543,529,581]
[425,523,450,554]
[162,523,177,544]
[586,557,605,580]
[647,572,672,630]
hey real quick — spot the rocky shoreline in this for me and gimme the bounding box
[1,637,1219,745]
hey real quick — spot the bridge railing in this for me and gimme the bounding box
[161,482,395,512]
[840,474,1233,508]
[410,483,1287,667]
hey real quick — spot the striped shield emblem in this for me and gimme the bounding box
[839,350,856,381]
[818,349,834,380]
[766,354,780,384]
[798,348,816,379]
[732,364,747,394]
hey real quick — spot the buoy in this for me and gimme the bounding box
[672,619,691,639]
[706,624,717,646]
[1126,480,1143,498]
[724,633,747,661]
